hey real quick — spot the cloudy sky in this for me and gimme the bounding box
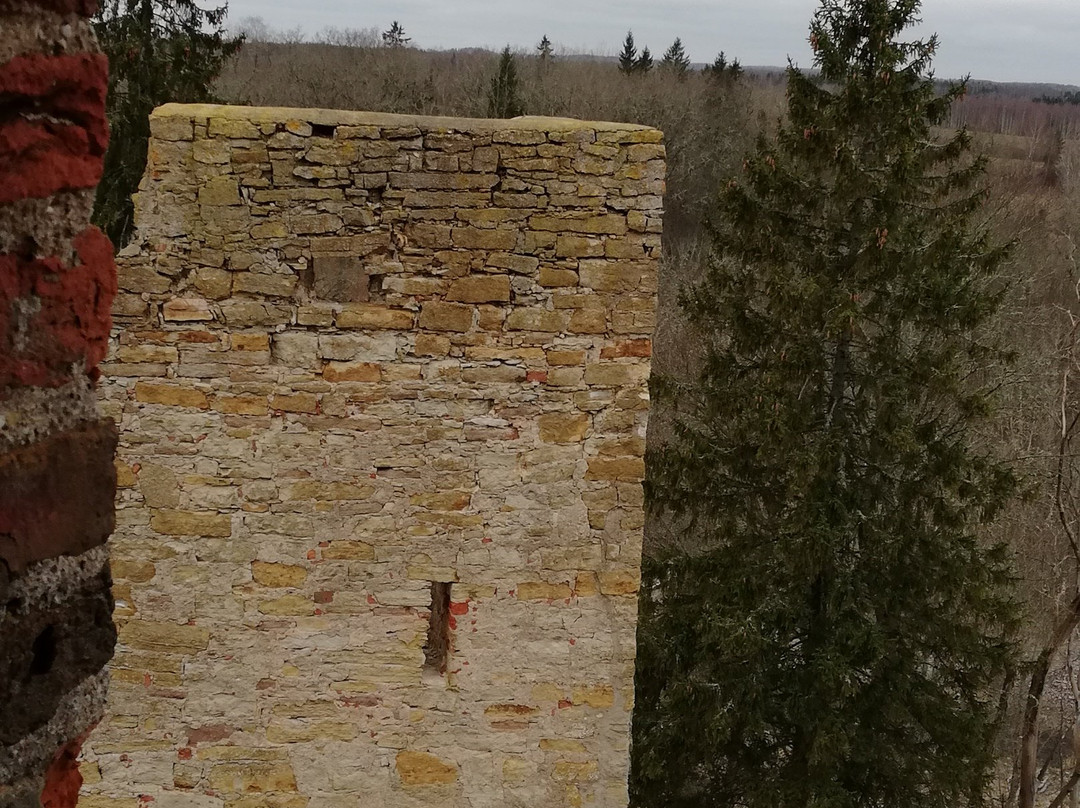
[224,0,1080,87]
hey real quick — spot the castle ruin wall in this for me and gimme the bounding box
[81,103,662,808]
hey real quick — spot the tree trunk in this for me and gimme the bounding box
[1020,592,1080,808]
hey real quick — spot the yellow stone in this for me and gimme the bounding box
[323,362,382,382]
[584,457,645,482]
[151,509,232,537]
[396,750,458,786]
[540,738,588,753]
[337,304,414,330]
[322,541,375,561]
[115,461,136,488]
[552,760,599,783]
[284,481,374,501]
[414,333,451,356]
[208,763,298,794]
[111,559,156,583]
[271,393,319,413]
[599,569,640,596]
[446,275,511,303]
[251,561,308,588]
[517,581,572,601]
[538,267,580,287]
[118,620,210,654]
[572,684,615,709]
[538,412,589,444]
[232,333,270,351]
[547,350,585,366]
[419,302,473,332]
[135,382,208,409]
[409,491,471,511]
[212,395,268,415]
[506,308,566,333]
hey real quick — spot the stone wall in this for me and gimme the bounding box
[0,1,118,805]
[82,103,662,808]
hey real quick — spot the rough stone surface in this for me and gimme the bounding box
[0,2,117,804]
[84,104,662,808]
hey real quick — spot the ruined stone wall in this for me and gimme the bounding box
[0,1,118,805]
[82,104,661,808]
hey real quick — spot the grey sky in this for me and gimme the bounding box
[223,0,1080,87]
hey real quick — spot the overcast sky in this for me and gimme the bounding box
[223,0,1080,87]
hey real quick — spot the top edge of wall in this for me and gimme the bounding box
[152,103,662,137]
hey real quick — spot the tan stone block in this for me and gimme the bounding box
[547,350,585,366]
[250,220,290,239]
[396,750,458,786]
[199,176,241,206]
[118,620,210,654]
[163,298,214,322]
[284,481,375,501]
[419,302,473,332]
[502,758,532,784]
[574,573,599,597]
[585,457,645,482]
[552,761,599,783]
[258,595,313,616]
[538,412,589,444]
[151,509,232,537]
[212,394,268,415]
[150,114,194,140]
[323,361,382,382]
[600,338,652,359]
[337,304,414,330]
[540,738,589,753]
[271,393,319,413]
[599,569,640,596]
[77,797,139,808]
[297,305,335,326]
[578,261,644,292]
[115,461,136,488]
[446,275,511,303]
[111,559,155,583]
[232,333,270,352]
[414,334,451,356]
[531,683,565,702]
[252,561,308,588]
[569,309,607,334]
[539,267,579,288]
[322,541,376,561]
[555,235,604,258]
[451,226,517,250]
[116,344,178,364]
[136,464,178,507]
[506,308,566,333]
[219,301,293,327]
[207,117,260,138]
[266,720,357,743]
[530,214,627,235]
[233,273,297,298]
[572,684,615,709]
[410,491,471,511]
[208,763,298,794]
[517,581,572,600]
[584,363,644,386]
[135,382,208,409]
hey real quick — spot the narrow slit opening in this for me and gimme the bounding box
[423,581,452,675]
[311,123,337,138]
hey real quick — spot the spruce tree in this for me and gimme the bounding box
[619,31,638,75]
[537,34,554,62]
[381,20,410,47]
[659,37,690,77]
[632,2,1017,807]
[93,0,242,246]
[635,46,653,74]
[487,46,524,119]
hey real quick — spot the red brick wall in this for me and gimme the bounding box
[0,0,118,804]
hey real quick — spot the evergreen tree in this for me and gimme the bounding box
[709,50,728,75]
[487,46,524,119]
[537,34,554,62]
[632,2,1017,807]
[728,57,743,80]
[619,30,638,75]
[635,46,653,74]
[659,37,690,77]
[93,0,243,246]
[381,20,410,47]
